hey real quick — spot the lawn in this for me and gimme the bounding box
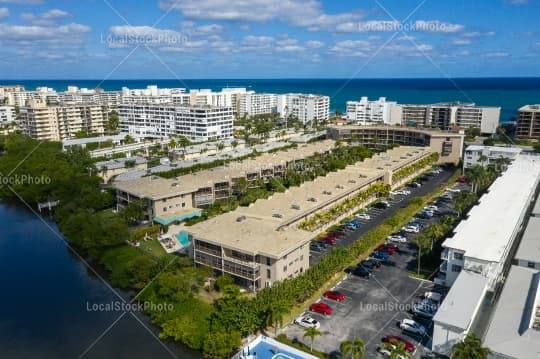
[139,238,167,258]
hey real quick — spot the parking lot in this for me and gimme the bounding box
[309,167,456,266]
[286,168,470,358]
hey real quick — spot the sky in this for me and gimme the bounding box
[0,0,539,79]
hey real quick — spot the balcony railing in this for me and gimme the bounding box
[441,249,449,260]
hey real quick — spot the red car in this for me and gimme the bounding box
[323,291,346,302]
[327,232,342,238]
[382,335,415,353]
[322,237,337,245]
[384,243,399,251]
[456,176,468,183]
[376,244,396,255]
[310,302,333,315]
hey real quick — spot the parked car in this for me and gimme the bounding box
[409,182,421,188]
[294,315,320,329]
[399,319,426,335]
[424,291,443,303]
[309,302,333,315]
[370,251,390,261]
[387,235,407,243]
[324,290,346,302]
[374,201,390,209]
[361,258,382,269]
[382,335,416,353]
[378,346,407,359]
[447,188,461,193]
[377,244,396,255]
[412,299,438,318]
[310,243,324,252]
[402,226,420,233]
[347,265,372,278]
[399,189,412,195]
[456,176,468,183]
[321,237,337,245]
[355,213,371,220]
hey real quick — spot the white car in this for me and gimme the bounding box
[294,315,320,329]
[378,346,406,359]
[387,235,407,243]
[389,191,400,196]
[356,213,371,220]
[425,205,438,211]
[402,226,420,233]
[400,319,426,335]
[424,291,443,303]
[413,299,438,318]
[447,188,461,193]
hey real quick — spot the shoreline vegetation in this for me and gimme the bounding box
[0,133,451,358]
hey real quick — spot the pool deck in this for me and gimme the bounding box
[233,336,318,359]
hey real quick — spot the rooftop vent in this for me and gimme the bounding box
[307,197,317,202]
[349,180,356,184]
[171,182,178,187]
[236,215,247,222]
[336,184,344,189]
[272,213,283,218]
[323,190,332,195]
[291,204,301,210]
[359,174,367,178]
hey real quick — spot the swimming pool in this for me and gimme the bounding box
[236,335,317,359]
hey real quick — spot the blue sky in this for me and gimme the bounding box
[0,0,539,79]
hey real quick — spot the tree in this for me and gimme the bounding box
[202,331,241,359]
[265,301,289,336]
[303,327,322,353]
[178,136,191,159]
[231,140,238,148]
[414,233,431,275]
[120,199,146,225]
[534,142,540,153]
[168,137,177,150]
[340,338,365,359]
[452,333,491,359]
[466,165,487,193]
[217,142,225,151]
[107,110,120,134]
[124,135,136,144]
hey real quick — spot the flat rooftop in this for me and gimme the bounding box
[327,124,464,138]
[443,155,540,262]
[113,140,336,199]
[187,146,432,258]
[515,216,540,264]
[519,104,540,112]
[484,265,540,359]
[433,271,488,330]
[465,145,522,154]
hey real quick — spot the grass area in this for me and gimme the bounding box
[276,334,328,359]
[409,269,435,280]
[138,238,167,258]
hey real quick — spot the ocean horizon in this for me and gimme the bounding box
[3,77,540,122]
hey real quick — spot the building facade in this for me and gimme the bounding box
[19,100,109,141]
[346,97,401,125]
[463,145,522,170]
[278,93,330,125]
[238,92,278,117]
[516,104,540,139]
[0,106,16,124]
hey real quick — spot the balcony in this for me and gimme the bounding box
[441,249,449,260]
[434,272,446,286]
[440,261,448,273]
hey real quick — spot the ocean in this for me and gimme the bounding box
[2,77,540,122]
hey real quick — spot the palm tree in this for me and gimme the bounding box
[379,340,413,359]
[340,338,365,359]
[177,136,191,159]
[452,333,491,359]
[231,140,239,148]
[414,233,431,276]
[478,154,488,167]
[265,301,289,336]
[466,165,487,193]
[168,137,177,150]
[303,327,322,353]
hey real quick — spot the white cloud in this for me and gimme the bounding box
[0,7,8,18]
[330,37,434,57]
[21,9,70,25]
[306,40,324,48]
[462,31,495,38]
[158,0,362,30]
[452,39,471,45]
[483,51,510,58]
[0,0,42,4]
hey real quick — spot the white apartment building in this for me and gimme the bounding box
[0,106,16,124]
[463,145,522,170]
[121,85,190,105]
[278,93,330,125]
[432,155,540,356]
[238,91,278,117]
[438,154,540,290]
[19,100,109,141]
[119,102,234,141]
[399,102,500,134]
[346,97,401,125]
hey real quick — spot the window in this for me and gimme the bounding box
[283,265,287,272]
[300,255,304,261]
[451,265,462,273]
[266,257,271,266]
[267,269,271,279]
[454,252,464,260]
[163,207,167,212]
[528,262,536,268]
[182,202,186,208]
